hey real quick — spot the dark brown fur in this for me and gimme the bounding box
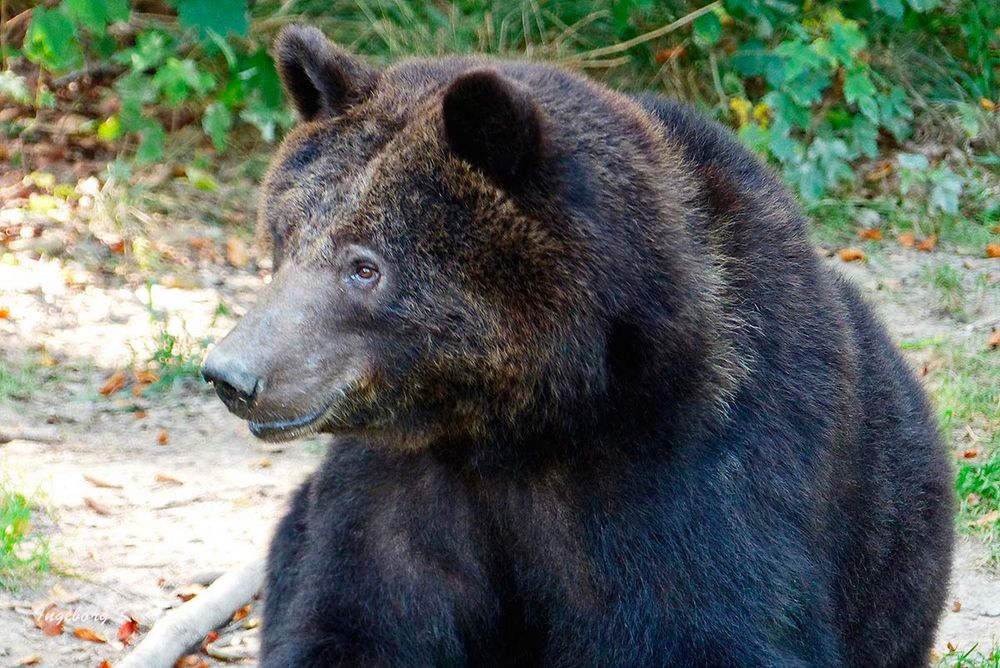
[201,26,954,667]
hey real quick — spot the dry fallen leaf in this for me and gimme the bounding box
[981,97,998,112]
[83,474,122,490]
[176,583,203,602]
[99,370,128,396]
[654,45,686,63]
[201,630,220,653]
[231,604,252,623]
[73,627,107,643]
[986,243,1000,259]
[39,349,57,367]
[969,510,1000,527]
[33,603,66,636]
[250,458,272,469]
[16,655,42,665]
[226,236,250,269]
[947,642,957,652]
[962,449,978,459]
[134,370,159,384]
[915,235,937,252]
[133,410,147,420]
[174,656,209,668]
[83,497,113,516]
[988,330,1000,350]
[839,248,865,262]
[952,600,962,612]
[98,661,113,668]
[118,616,140,646]
[154,473,183,485]
[857,228,882,241]
[897,231,915,248]
[157,429,169,445]
[865,161,893,181]
[967,493,981,507]
[0,306,10,319]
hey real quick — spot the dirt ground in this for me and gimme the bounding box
[0,228,998,665]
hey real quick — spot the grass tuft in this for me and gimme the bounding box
[0,480,51,589]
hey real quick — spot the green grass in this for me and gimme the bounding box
[925,265,967,318]
[0,480,51,589]
[905,337,1000,559]
[938,643,1000,668]
[0,356,40,403]
[138,281,213,395]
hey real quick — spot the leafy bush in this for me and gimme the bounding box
[4,0,998,202]
[16,0,290,163]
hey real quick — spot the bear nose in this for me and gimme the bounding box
[201,353,262,417]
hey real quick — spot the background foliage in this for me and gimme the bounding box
[2,0,997,204]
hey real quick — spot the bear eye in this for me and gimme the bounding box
[350,262,380,284]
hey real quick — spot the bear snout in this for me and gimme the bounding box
[201,349,263,418]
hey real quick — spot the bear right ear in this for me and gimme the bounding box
[274,25,378,122]
[442,70,544,191]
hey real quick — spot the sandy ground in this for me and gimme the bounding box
[0,242,997,666]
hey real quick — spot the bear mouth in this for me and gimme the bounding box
[248,405,331,442]
[245,377,368,442]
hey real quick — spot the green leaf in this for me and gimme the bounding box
[828,22,866,65]
[875,86,913,141]
[241,50,283,108]
[928,167,962,215]
[240,91,294,142]
[693,12,723,47]
[897,153,929,170]
[23,7,83,73]
[730,41,785,86]
[116,31,171,71]
[97,115,124,141]
[106,0,131,21]
[174,0,249,38]
[784,159,827,201]
[202,102,232,152]
[737,123,771,155]
[786,70,831,107]
[872,0,904,18]
[152,58,216,106]
[184,167,219,191]
[808,136,854,188]
[136,122,166,163]
[847,118,879,159]
[763,91,811,130]
[843,67,876,106]
[957,104,980,138]
[64,0,130,34]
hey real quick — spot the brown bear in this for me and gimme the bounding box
[201,25,954,667]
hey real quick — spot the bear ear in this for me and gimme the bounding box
[274,25,378,122]
[442,69,544,191]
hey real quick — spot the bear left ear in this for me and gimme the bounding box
[442,70,544,191]
[274,25,378,122]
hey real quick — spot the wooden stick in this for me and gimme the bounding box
[118,557,265,668]
[0,427,63,445]
[574,1,721,60]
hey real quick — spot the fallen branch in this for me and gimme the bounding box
[574,1,721,60]
[0,426,63,445]
[118,557,265,668]
[50,63,127,89]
